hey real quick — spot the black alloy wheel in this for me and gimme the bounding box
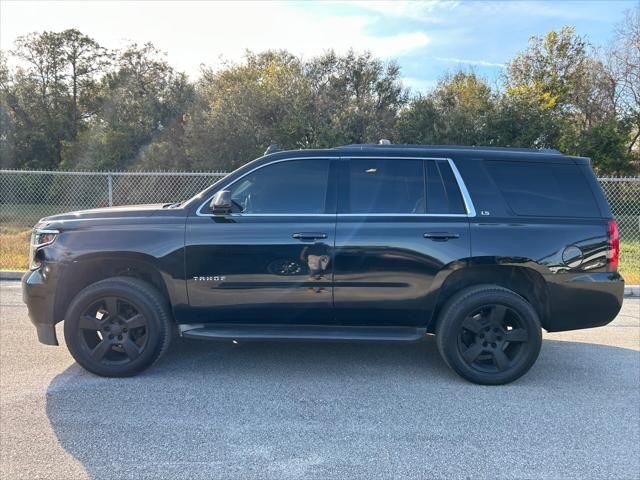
[78,296,149,364]
[436,285,542,385]
[64,276,172,377]
[457,304,530,373]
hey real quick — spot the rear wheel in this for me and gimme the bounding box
[436,285,542,385]
[64,276,172,377]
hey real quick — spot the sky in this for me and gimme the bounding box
[0,0,635,93]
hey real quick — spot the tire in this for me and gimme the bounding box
[436,285,542,385]
[63,276,172,377]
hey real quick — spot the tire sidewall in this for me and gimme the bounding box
[438,288,542,385]
[64,280,167,377]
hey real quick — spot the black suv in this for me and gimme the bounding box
[22,145,624,384]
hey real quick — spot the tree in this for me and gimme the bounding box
[63,43,194,170]
[500,25,637,173]
[186,49,408,170]
[0,51,16,167]
[432,71,496,144]
[503,27,590,147]
[59,29,110,137]
[1,19,638,175]
[1,30,108,168]
[185,50,313,170]
[306,50,408,146]
[608,7,640,157]
[395,71,497,146]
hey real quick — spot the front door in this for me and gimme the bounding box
[184,158,337,324]
[333,157,472,326]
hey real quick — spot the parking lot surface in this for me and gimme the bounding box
[1,279,639,480]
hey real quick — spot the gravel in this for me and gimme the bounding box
[1,280,639,480]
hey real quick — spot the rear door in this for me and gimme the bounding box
[184,157,338,325]
[333,157,472,326]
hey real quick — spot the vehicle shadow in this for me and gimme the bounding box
[46,337,640,480]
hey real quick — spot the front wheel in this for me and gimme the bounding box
[64,276,172,377]
[436,285,542,385]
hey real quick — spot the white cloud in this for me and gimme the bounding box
[0,0,430,78]
[434,57,506,68]
[350,0,460,22]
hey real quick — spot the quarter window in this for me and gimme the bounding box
[228,159,330,214]
[485,160,599,217]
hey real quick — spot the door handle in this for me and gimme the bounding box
[423,232,460,241]
[292,232,328,240]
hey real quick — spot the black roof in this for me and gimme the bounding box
[260,143,589,165]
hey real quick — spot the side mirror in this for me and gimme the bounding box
[210,190,232,215]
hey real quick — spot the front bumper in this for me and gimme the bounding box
[22,269,59,345]
[544,271,625,332]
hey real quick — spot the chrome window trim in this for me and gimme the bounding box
[446,157,476,217]
[337,213,468,218]
[221,213,335,218]
[196,155,476,218]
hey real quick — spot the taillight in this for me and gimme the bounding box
[607,220,619,271]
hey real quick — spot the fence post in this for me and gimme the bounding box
[107,174,113,207]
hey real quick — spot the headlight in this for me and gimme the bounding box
[29,228,59,270]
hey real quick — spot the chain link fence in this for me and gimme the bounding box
[0,170,227,271]
[1,169,639,282]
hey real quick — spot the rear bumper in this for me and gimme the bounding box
[22,269,59,345]
[544,272,625,332]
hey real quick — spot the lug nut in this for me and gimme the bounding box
[482,341,488,347]
[118,335,123,340]
[491,342,497,348]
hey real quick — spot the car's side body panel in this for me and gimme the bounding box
[452,154,624,331]
[466,217,623,331]
[333,215,470,326]
[22,211,189,345]
[183,215,336,324]
[21,145,625,350]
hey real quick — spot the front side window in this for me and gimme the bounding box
[346,159,425,214]
[227,159,330,214]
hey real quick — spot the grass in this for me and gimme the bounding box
[620,241,640,284]
[0,226,31,271]
[0,226,638,283]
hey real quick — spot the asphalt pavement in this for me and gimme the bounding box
[1,279,639,480]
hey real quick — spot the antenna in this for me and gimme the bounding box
[264,143,280,155]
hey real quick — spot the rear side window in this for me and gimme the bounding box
[425,160,466,214]
[347,159,425,214]
[485,160,599,217]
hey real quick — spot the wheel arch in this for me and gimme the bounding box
[427,265,550,333]
[54,252,175,323]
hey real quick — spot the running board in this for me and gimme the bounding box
[179,324,427,342]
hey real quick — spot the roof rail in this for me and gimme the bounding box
[334,144,562,155]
